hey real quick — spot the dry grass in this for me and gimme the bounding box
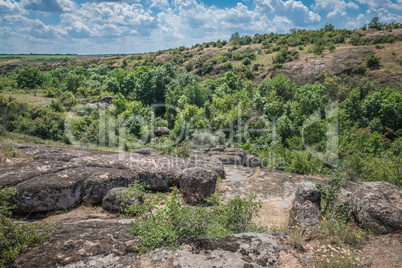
[253,200,289,231]
[0,93,53,105]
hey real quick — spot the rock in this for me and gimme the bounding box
[132,148,156,155]
[154,127,170,137]
[212,154,243,166]
[361,29,402,44]
[244,154,262,167]
[102,187,137,213]
[11,219,283,268]
[0,144,225,213]
[99,96,114,103]
[223,52,232,59]
[179,167,217,204]
[349,182,402,234]
[77,110,90,116]
[10,219,139,268]
[289,183,321,233]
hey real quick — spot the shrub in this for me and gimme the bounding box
[191,130,225,148]
[124,183,264,253]
[352,65,367,75]
[17,66,43,89]
[366,55,381,69]
[0,186,54,266]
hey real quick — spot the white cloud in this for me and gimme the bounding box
[254,0,321,25]
[313,0,359,18]
[356,0,402,11]
[0,0,26,14]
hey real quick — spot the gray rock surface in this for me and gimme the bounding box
[179,167,217,204]
[154,127,170,137]
[349,182,402,234]
[0,144,225,213]
[102,187,137,213]
[9,218,284,268]
[289,183,321,233]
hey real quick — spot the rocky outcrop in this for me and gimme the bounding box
[289,183,321,233]
[202,148,261,168]
[349,182,402,234]
[102,187,138,213]
[10,219,284,268]
[361,29,402,44]
[179,167,217,204]
[271,47,374,82]
[0,144,224,213]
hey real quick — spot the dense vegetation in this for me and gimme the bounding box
[0,18,401,189]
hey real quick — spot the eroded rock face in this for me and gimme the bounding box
[289,183,321,233]
[349,182,402,234]
[0,144,225,213]
[179,167,217,204]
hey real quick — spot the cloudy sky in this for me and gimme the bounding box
[0,0,401,54]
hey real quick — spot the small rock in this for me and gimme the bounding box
[155,127,170,137]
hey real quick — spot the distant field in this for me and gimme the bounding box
[0,54,78,59]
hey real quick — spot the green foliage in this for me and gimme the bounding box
[366,55,381,69]
[17,66,43,89]
[125,183,264,253]
[352,65,367,75]
[0,186,54,266]
[316,169,347,215]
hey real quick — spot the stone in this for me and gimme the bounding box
[0,144,225,213]
[244,154,261,168]
[11,219,283,268]
[289,183,321,233]
[154,127,170,137]
[102,187,137,213]
[99,96,114,103]
[179,167,217,204]
[349,182,402,234]
[132,148,156,155]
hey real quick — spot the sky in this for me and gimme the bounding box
[0,0,401,54]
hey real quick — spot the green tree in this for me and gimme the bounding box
[17,66,43,89]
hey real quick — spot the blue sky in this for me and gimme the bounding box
[0,0,401,54]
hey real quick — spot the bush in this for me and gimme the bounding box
[352,65,367,75]
[124,183,264,253]
[191,130,225,148]
[0,186,54,266]
[366,55,381,69]
[17,66,43,89]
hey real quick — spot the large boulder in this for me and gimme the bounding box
[179,167,217,204]
[289,183,321,233]
[349,182,402,234]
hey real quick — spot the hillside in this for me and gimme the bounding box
[0,23,401,267]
